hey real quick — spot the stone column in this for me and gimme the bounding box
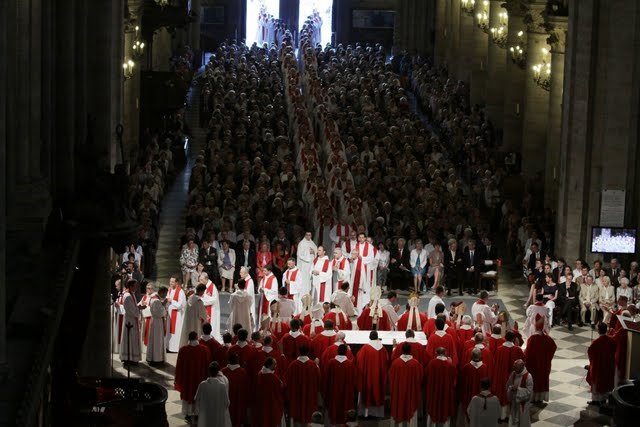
[543,16,568,209]
[449,0,461,77]
[501,0,527,151]
[434,0,447,66]
[458,8,475,84]
[470,0,489,105]
[0,0,8,379]
[520,0,549,178]
[484,0,507,126]
[123,26,141,170]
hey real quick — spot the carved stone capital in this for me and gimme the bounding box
[544,15,568,54]
[502,0,527,18]
[523,1,547,34]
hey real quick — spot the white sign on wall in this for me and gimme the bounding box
[600,189,626,227]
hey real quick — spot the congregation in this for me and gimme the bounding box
[110,15,640,427]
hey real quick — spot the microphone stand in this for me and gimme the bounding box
[125,322,133,381]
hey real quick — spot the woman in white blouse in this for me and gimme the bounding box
[410,239,428,293]
[376,242,390,290]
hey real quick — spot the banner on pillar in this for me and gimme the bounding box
[600,189,625,227]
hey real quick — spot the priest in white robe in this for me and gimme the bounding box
[166,275,187,352]
[351,233,375,312]
[297,231,317,299]
[119,279,142,364]
[229,279,254,331]
[506,360,533,427]
[199,272,221,341]
[180,284,208,348]
[312,246,333,304]
[147,286,168,364]
[331,282,357,317]
[332,248,351,293]
[259,266,279,321]
[195,362,231,427]
[238,266,256,323]
[283,258,303,314]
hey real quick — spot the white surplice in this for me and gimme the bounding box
[180,294,208,348]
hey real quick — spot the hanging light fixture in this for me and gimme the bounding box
[132,26,145,60]
[532,47,551,91]
[123,59,135,80]
[509,30,527,69]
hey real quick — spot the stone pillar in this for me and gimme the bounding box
[434,0,447,66]
[123,27,141,170]
[485,0,507,126]
[0,0,8,379]
[470,0,489,105]
[520,1,549,178]
[502,0,527,151]
[449,0,461,77]
[543,16,568,209]
[458,9,475,84]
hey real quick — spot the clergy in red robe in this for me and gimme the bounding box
[302,304,325,336]
[199,323,222,363]
[458,348,492,424]
[425,317,458,366]
[280,318,312,362]
[423,303,452,338]
[356,331,389,418]
[396,301,428,332]
[249,336,288,381]
[462,332,494,372]
[524,315,557,403]
[491,331,525,419]
[357,302,392,331]
[488,325,505,357]
[174,331,211,421]
[587,322,616,404]
[322,344,357,425]
[613,314,630,386]
[285,345,321,424]
[389,343,424,424]
[390,329,425,366]
[254,357,285,427]
[425,347,457,425]
[324,303,353,330]
[222,353,250,427]
[311,320,337,360]
[227,329,255,369]
[455,315,476,357]
[319,332,354,372]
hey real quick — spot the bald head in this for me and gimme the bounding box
[474,332,484,344]
[471,348,482,362]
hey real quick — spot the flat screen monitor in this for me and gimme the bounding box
[591,227,636,254]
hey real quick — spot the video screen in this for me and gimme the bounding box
[591,227,636,254]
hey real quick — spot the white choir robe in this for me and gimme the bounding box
[112,293,126,354]
[312,256,333,304]
[147,298,167,363]
[259,273,279,319]
[245,277,256,325]
[341,239,358,259]
[467,391,501,427]
[139,294,153,351]
[179,294,208,348]
[195,374,231,427]
[332,256,351,293]
[284,267,303,314]
[369,248,380,290]
[119,291,142,362]
[166,286,186,352]
[315,222,333,249]
[331,290,357,317]
[471,301,498,335]
[329,224,350,248]
[523,303,551,338]
[507,370,533,427]
[277,296,296,322]
[296,238,317,297]
[202,280,221,341]
[352,242,375,312]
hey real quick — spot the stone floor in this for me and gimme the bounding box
[111,86,614,427]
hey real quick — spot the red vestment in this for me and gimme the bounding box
[455,326,475,357]
[357,307,392,331]
[198,337,222,363]
[280,331,312,361]
[396,310,428,332]
[423,318,454,338]
[302,320,324,337]
[390,340,425,366]
[524,333,557,395]
[425,357,457,423]
[322,357,357,424]
[295,313,312,327]
[254,370,284,427]
[425,331,458,366]
[458,361,491,418]
[587,334,616,394]
[310,331,337,360]
[174,343,210,403]
[488,335,505,357]
[462,344,493,371]
[227,342,256,369]
[356,342,389,407]
[285,358,321,423]
[221,365,250,427]
[268,321,290,344]
[320,343,354,372]
[389,356,423,422]
[323,310,353,330]
[491,343,525,405]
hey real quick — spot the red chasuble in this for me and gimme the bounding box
[221,365,250,427]
[320,343,354,373]
[455,326,475,358]
[389,356,424,422]
[390,341,425,366]
[210,340,229,368]
[205,282,216,321]
[302,320,324,337]
[425,331,458,366]
[357,307,392,331]
[458,361,491,418]
[169,287,184,334]
[174,344,210,403]
[227,342,256,370]
[396,310,428,332]
[425,357,457,423]
[488,335,505,357]
[614,327,628,384]
[285,358,321,423]
[198,337,222,363]
[280,332,312,362]
[323,310,352,330]
[524,333,557,394]
[587,334,616,394]
[254,370,284,427]
[311,331,337,360]
[491,343,525,405]
[356,342,389,408]
[462,344,494,371]
[322,357,357,424]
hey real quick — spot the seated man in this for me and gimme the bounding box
[560,273,579,330]
[579,275,599,329]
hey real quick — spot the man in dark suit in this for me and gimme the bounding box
[482,236,499,262]
[388,237,412,290]
[199,239,220,286]
[525,242,545,274]
[444,238,464,296]
[552,258,566,285]
[607,258,622,289]
[234,239,257,283]
[559,272,579,330]
[463,239,482,294]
